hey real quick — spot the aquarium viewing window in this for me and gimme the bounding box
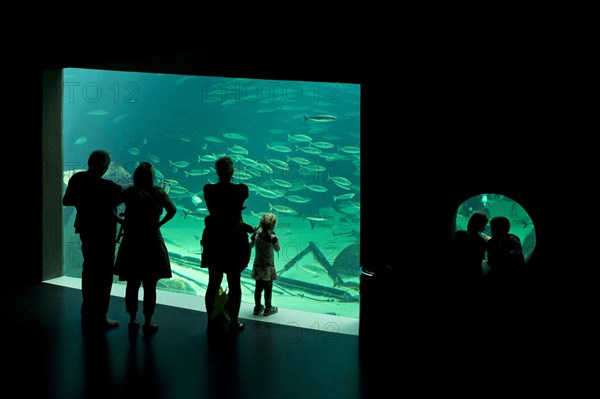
[59,68,361,328]
[455,193,536,275]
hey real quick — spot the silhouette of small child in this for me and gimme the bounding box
[250,213,280,316]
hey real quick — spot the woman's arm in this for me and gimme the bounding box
[158,189,177,227]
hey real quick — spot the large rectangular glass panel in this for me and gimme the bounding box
[62,68,361,319]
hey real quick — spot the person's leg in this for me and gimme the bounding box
[253,280,265,315]
[142,277,159,334]
[98,237,117,321]
[142,277,158,325]
[205,267,224,321]
[264,281,278,316]
[254,280,264,306]
[80,233,117,325]
[264,280,273,308]
[125,278,142,323]
[79,232,98,322]
[225,271,242,325]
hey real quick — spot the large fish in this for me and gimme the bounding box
[303,115,337,122]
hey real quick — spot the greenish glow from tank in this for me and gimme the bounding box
[62,68,361,321]
[456,193,536,272]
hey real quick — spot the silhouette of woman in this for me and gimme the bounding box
[114,162,177,335]
[201,156,253,334]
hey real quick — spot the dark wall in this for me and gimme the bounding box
[22,45,572,288]
[15,41,582,381]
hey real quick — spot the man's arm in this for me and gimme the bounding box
[62,175,80,207]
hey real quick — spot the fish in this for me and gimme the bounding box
[147,153,160,163]
[327,174,352,187]
[512,218,533,229]
[298,264,325,276]
[111,114,128,123]
[223,132,248,141]
[169,160,190,168]
[86,110,109,116]
[175,76,195,86]
[285,195,311,204]
[191,194,203,205]
[169,185,190,194]
[338,145,360,155]
[271,178,293,188]
[184,169,211,177]
[305,216,327,229]
[267,144,293,153]
[303,115,337,122]
[303,183,328,193]
[288,133,313,143]
[268,203,297,214]
[334,193,355,202]
[310,141,335,149]
[227,144,249,155]
[255,187,281,199]
[183,209,208,219]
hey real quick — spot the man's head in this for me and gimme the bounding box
[490,216,511,237]
[88,150,111,177]
[215,156,235,181]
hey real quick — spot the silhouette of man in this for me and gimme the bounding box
[486,216,526,279]
[63,150,122,328]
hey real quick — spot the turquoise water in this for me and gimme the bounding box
[62,68,361,318]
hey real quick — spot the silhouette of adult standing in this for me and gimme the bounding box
[486,216,526,279]
[451,210,490,282]
[201,156,253,335]
[114,162,177,335]
[63,149,122,328]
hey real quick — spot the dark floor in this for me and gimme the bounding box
[4,279,584,398]
[4,282,372,399]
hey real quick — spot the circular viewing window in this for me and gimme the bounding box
[455,193,537,270]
